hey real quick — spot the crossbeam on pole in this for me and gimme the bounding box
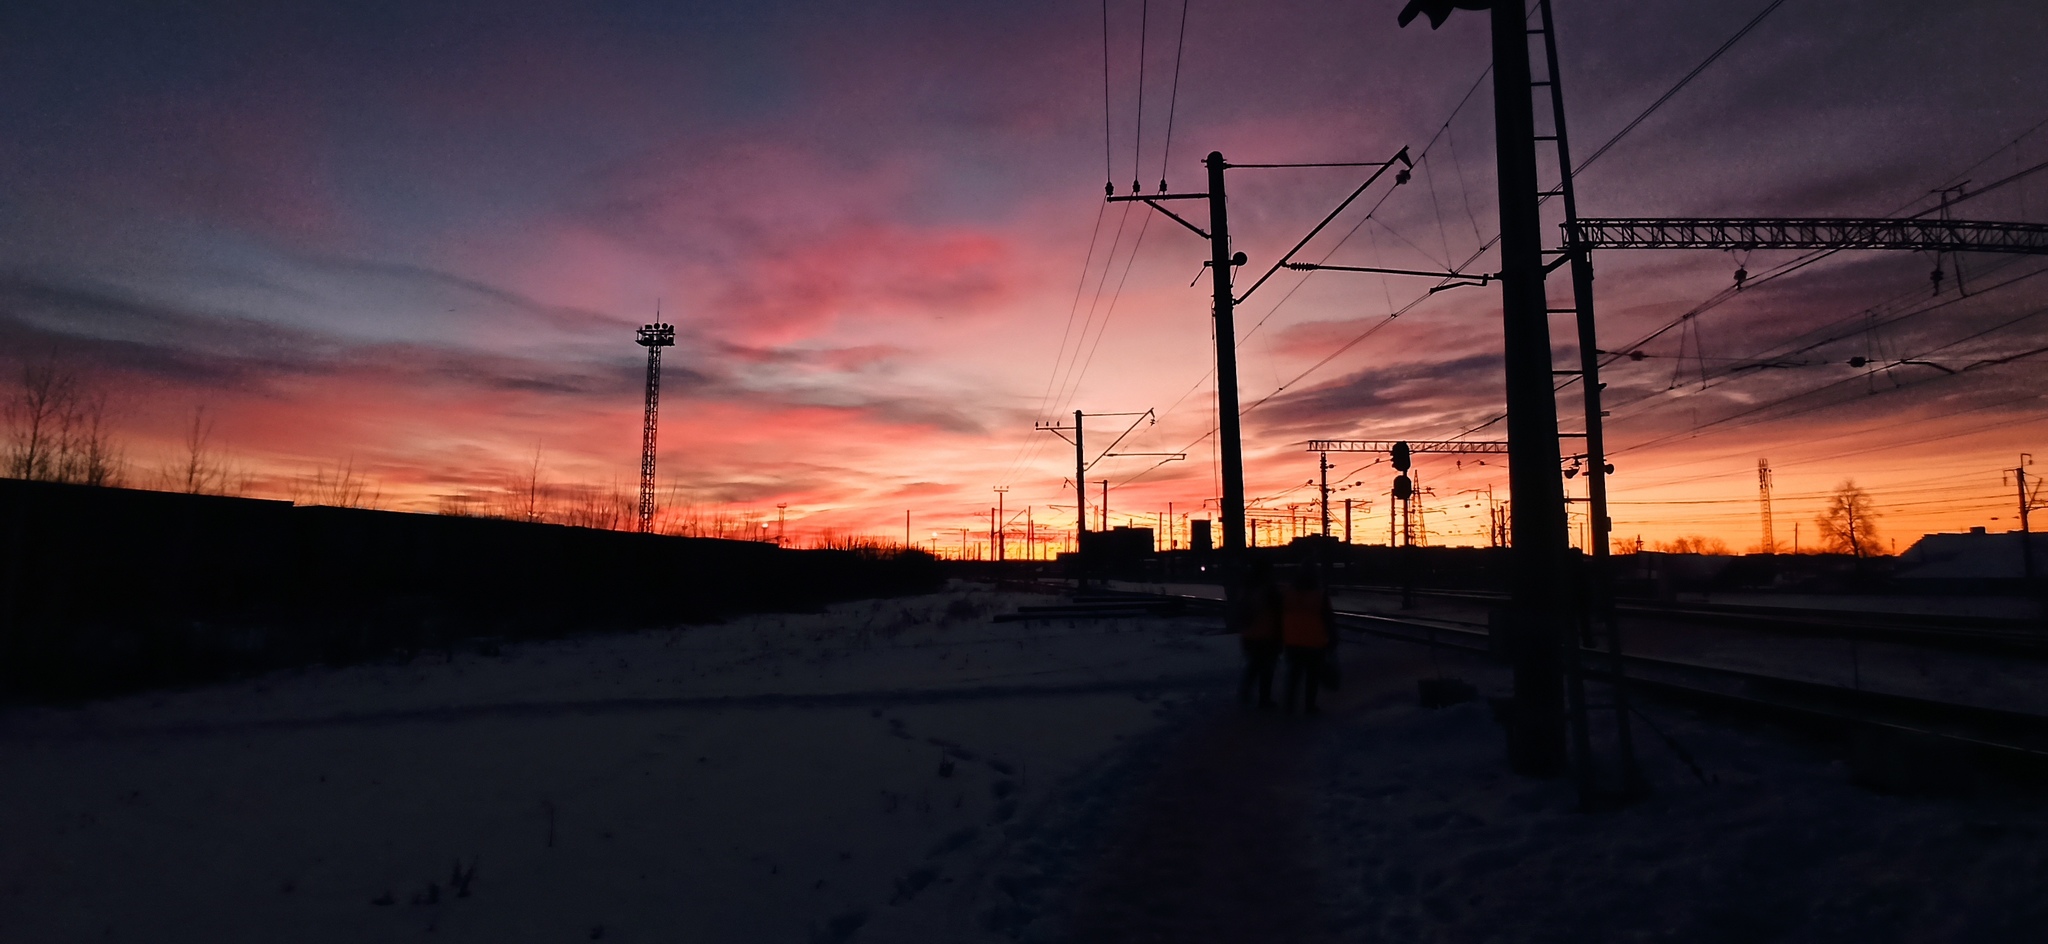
[1566,218,2048,254]
[1306,439,1510,454]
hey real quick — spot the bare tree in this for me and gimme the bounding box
[158,406,243,495]
[1816,480,1883,557]
[1655,535,1731,555]
[292,456,379,508]
[560,481,633,531]
[487,448,553,523]
[519,449,548,523]
[4,356,125,486]
[436,492,486,517]
[69,389,123,486]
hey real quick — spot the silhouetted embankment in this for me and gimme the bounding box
[0,479,941,701]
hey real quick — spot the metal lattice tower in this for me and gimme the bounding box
[635,322,676,532]
[1758,458,1775,554]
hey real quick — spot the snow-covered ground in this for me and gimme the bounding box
[0,587,1229,942]
[3,582,2042,942]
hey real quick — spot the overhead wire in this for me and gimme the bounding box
[1598,256,2048,420]
[1609,301,2048,456]
[1226,0,1790,458]
[1569,0,1790,179]
[1133,0,1148,195]
[1114,64,1500,490]
[998,201,1116,487]
[1101,0,1113,192]
[1158,0,1191,191]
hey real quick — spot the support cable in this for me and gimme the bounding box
[1612,303,2048,456]
[1053,202,1137,415]
[1101,0,1114,194]
[1000,200,1112,487]
[1065,214,1157,414]
[1158,0,1191,192]
[1570,0,1790,178]
[1133,0,1149,195]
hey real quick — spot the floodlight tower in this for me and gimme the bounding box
[635,321,677,533]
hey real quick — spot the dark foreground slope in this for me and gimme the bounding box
[0,479,939,700]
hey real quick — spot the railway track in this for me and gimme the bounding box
[1332,584,2048,654]
[1052,583,2048,773]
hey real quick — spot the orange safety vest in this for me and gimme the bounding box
[1279,585,1330,648]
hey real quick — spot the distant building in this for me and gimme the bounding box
[1079,526,1154,564]
[1893,527,2047,590]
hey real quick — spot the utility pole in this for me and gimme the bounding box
[1205,153,1247,561]
[1401,0,1572,776]
[905,510,911,550]
[1344,498,1354,544]
[2011,453,2037,580]
[1036,409,1154,583]
[1106,157,1245,558]
[1847,496,1863,559]
[1112,143,1412,598]
[993,486,1008,562]
[1099,479,1110,532]
[634,320,677,533]
[1075,411,1086,547]
[1319,451,1333,537]
[776,502,787,547]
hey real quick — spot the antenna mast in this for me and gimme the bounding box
[635,316,677,533]
[1758,458,1775,553]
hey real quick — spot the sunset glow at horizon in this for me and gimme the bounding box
[5,0,2046,555]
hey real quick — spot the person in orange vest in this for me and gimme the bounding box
[1233,559,1282,708]
[1279,564,1335,713]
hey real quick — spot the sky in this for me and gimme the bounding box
[3,0,2047,554]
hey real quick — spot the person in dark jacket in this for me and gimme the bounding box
[1279,565,1335,713]
[1233,559,1282,708]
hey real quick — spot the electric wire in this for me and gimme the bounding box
[1569,0,1791,179]
[1133,0,1148,194]
[1158,0,1191,191]
[997,200,1114,487]
[1101,0,1114,192]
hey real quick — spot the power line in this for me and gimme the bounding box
[1132,0,1149,195]
[1158,0,1191,192]
[998,200,1114,488]
[1570,0,1791,178]
[1101,0,1113,192]
[1599,257,2048,419]
[1611,302,2048,456]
